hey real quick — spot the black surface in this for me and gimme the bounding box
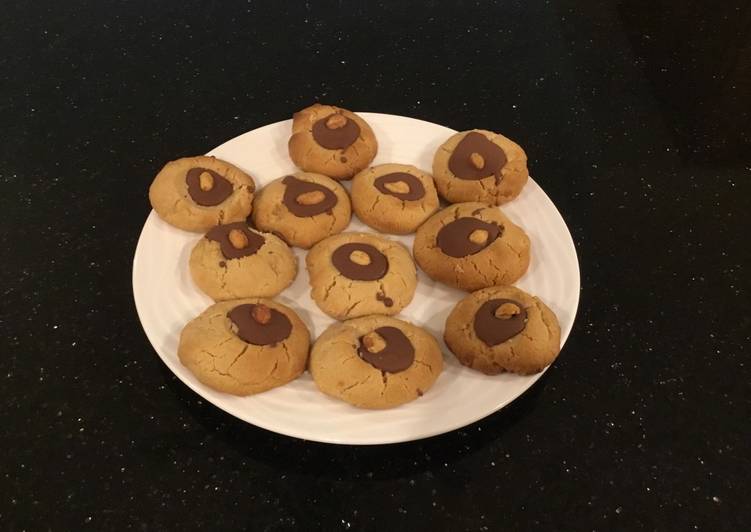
[2,1,750,530]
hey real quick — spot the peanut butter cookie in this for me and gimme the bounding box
[288,103,377,180]
[413,202,530,291]
[309,315,443,409]
[433,130,528,205]
[306,232,417,320]
[149,155,255,232]
[251,172,351,249]
[444,286,560,375]
[178,299,310,395]
[189,222,297,301]
[351,164,440,234]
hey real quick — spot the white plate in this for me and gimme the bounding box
[132,113,580,445]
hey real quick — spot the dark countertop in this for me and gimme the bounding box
[3,1,749,530]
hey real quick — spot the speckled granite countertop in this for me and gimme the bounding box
[2,1,749,530]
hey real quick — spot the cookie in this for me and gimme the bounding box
[444,286,560,375]
[309,315,443,409]
[178,299,310,395]
[189,222,297,300]
[251,172,351,249]
[432,129,528,205]
[149,155,255,232]
[306,232,417,320]
[351,164,440,234]
[288,103,378,180]
[413,202,530,291]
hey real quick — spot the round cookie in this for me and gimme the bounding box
[288,103,378,180]
[306,232,417,320]
[149,155,255,232]
[251,172,351,249]
[178,299,310,395]
[433,129,528,205]
[309,315,443,409]
[444,286,561,375]
[413,202,530,291]
[189,222,297,301]
[351,164,440,234]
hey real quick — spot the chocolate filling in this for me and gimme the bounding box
[448,132,507,182]
[473,298,528,346]
[331,243,388,281]
[436,217,502,258]
[376,292,394,307]
[357,326,415,373]
[228,304,292,345]
[186,167,233,206]
[206,222,265,259]
[282,175,338,217]
[373,172,425,201]
[311,113,360,150]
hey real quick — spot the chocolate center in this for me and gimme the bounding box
[185,167,234,206]
[282,175,338,217]
[227,304,292,345]
[448,132,507,181]
[473,298,528,346]
[373,172,426,201]
[436,217,502,258]
[357,327,415,373]
[206,222,265,259]
[331,243,388,281]
[311,113,360,150]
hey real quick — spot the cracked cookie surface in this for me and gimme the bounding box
[306,232,417,320]
[189,222,297,300]
[351,163,440,234]
[288,103,377,180]
[309,315,443,409]
[251,172,351,249]
[444,286,560,375]
[432,129,528,205]
[178,298,310,396]
[149,155,255,232]
[413,202,530,291]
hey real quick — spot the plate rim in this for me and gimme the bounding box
[132,111,581,445]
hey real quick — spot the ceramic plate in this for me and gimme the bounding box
[132,113,580,445]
